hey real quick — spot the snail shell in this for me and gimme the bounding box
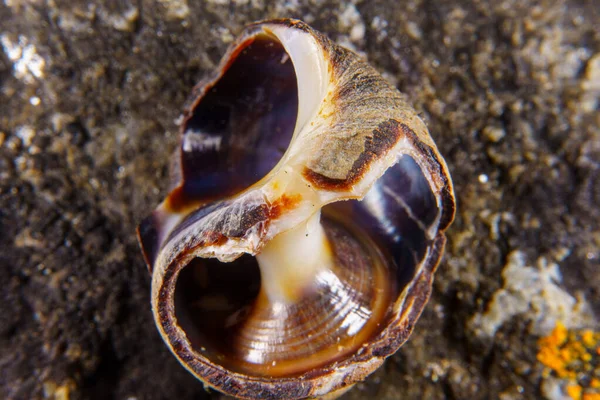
[138,19,455,400]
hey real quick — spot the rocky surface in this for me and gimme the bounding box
[1,0,598,399]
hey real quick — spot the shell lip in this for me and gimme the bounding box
[245,18,313,33]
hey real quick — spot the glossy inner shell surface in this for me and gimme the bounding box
[167,31,442,377]
[179,33,297,203]
[175,214,394,376]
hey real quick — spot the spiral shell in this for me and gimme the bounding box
[138,19,455,399]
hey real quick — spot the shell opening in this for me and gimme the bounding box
[179,33,299,202]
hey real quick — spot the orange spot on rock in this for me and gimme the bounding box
[537,322,600,400]
[567,385,583,400]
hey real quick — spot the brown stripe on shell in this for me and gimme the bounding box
[302,32,428,182]
[302,119,403,190]
[302,118,455,235]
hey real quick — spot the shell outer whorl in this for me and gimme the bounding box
[138,17,456,400]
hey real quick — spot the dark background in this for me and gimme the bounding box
[1,0,598,399]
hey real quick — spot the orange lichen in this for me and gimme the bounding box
[568,385,583,400]
[537,322,600,400]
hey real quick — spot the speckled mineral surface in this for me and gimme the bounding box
[1,1,598,399]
